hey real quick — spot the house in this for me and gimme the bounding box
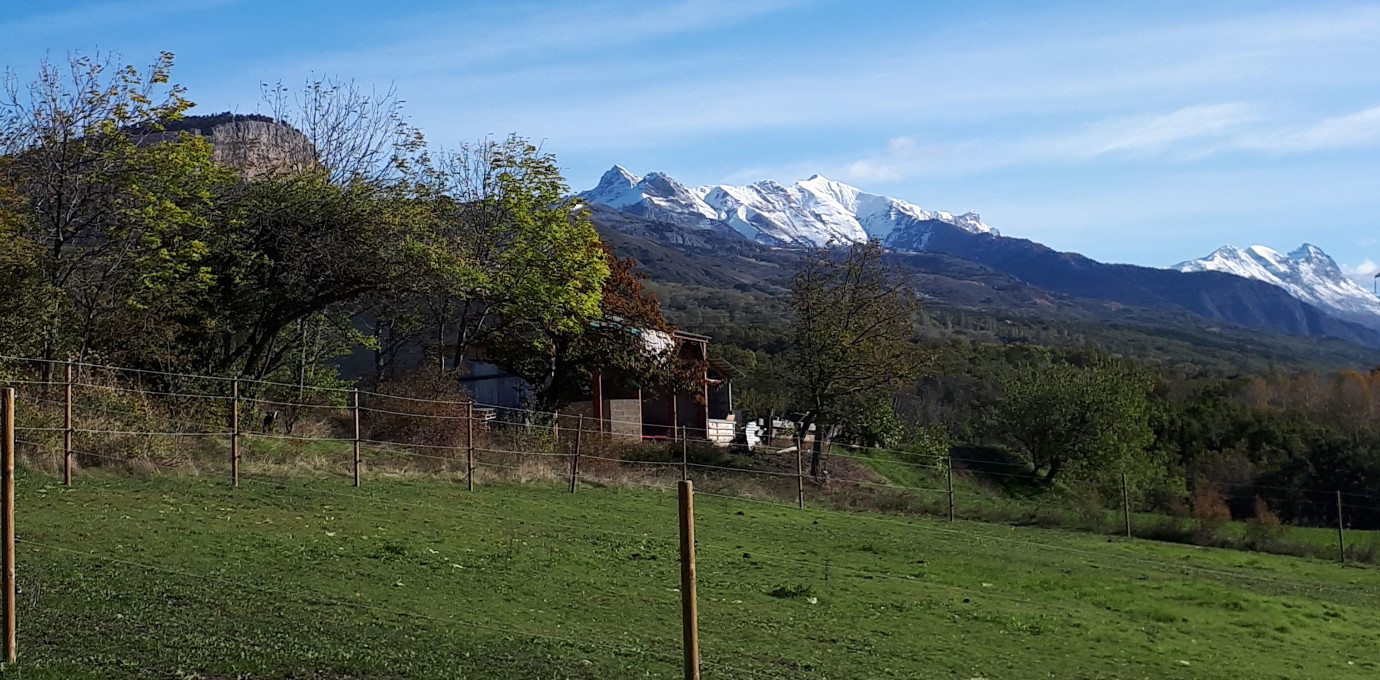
[461,329,742,444]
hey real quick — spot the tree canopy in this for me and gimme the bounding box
[993,357,1158,487]
[786,239,927,476]
[0,52,614,392]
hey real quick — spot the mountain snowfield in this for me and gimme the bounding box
[1173,245,1380,325]
[579,165,995,247]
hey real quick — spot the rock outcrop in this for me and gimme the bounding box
[141,114,316,177]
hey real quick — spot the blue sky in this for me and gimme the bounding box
[4,0,1380,274]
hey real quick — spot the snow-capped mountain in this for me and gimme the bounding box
[579,166,996,247]
[583,170,1380,346]
[1173,244,1380,326]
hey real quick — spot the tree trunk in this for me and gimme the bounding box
[372,319,387,388]
[1043,458,1063,483]
[809,422,828,480]
[437,321,446,375]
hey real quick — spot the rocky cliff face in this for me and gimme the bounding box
[203,119,315,177]
[142,115,316,177]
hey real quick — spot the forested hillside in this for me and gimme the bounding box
[589,210,1380,529]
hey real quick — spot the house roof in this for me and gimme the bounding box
[707,356,745,379]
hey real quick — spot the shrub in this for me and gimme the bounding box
[1189,484,1231,525]
[362,373,471,449]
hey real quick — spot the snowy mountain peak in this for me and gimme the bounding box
[1289,243,1332,262]
[579,166,998,247]
[641,171,690,195]
[597,164,639,190]
[584,165,644,208]
[578,166,720,227]
[1173,244,1380,327]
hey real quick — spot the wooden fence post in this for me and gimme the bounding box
[466,402,475,492]
[677,480,700,680]
[569,416,583,494]
[63,361,73,486]
[2,388,17,663]
[351,389,361,487]
[1337,490,1346,563]
[1121,472,1132,538]
[946,452,955,522]
[230,378,240,488]
[681,426,689,481]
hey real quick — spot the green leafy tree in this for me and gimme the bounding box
[994,358,1157,485]
[0,51,237,367]
[189,170,427,378]
[786,240,927,478]
[0,170,45,355]
[490,244,699,409]
[398,136,608,378]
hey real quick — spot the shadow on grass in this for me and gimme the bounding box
[949,445,1045,496]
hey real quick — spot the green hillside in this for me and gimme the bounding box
[9,469,1378,679]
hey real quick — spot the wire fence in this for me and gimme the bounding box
[3,361,1380,677]
[2,354,1379,553]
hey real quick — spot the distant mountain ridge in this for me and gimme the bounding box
[1173,244,1380,328]
[579,167,1380,349]
[586,205,1380,371]
[580,165,993,247]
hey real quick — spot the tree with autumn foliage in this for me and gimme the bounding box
[489,244,702,410]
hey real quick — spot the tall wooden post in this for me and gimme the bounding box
[569,416,583,494]
[230,379,240,488]
[946,452,955,522]
[677,480,700,680]
[351,389,361,487]
[466,402,475,492]
[2,388,17,663]
[681,426,689,481]
[1337,490,1346,563]
[1121,472,1132,538]
[63,361,73,486]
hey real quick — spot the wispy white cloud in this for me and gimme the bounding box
[1033,103,1260,158]
[169,0,1378,169]
[1344,259,1380,288]
[833,102,1380,185]
[287,0,813,76]
[1239,105,1380,152]
[484,6,1376,159]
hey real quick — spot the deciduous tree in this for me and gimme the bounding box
[0,52,236,367]
[398,136,608,378]
[994,358,1156,485]
[490,244,700,410]
[786,240,926,478]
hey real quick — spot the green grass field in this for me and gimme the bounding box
[848,446,1380,562]
[5,468,1379,679]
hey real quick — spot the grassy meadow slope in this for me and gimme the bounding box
[7,470,1378,679]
